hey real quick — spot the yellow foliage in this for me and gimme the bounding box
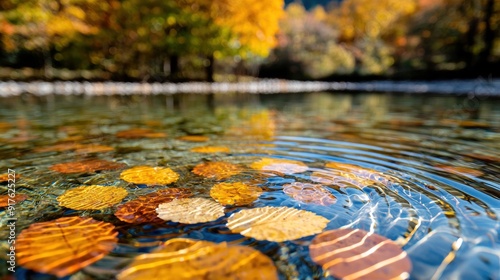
[117,238,278,280]
[57,185,128,210]
[120,166,179,186]
[210,182,262,206]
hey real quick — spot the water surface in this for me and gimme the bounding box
[0,92,499,279]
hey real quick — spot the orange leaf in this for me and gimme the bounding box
[0,193,28,207]
[116,128,166,138]
[178,135,210,142]
[309,229,412,280]
[115,188,192,223]
[50,159,126,174]
[190,146,230,153]
[192,162,242,180]
[117,238,278,280]
[0,173,20,183]
[17,217,118,277]
[435,165,484,177]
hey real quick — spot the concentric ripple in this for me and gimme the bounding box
[0,92,499,279]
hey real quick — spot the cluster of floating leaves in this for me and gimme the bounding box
[192,161,242,180]
[50,159,126,174]
[16,217,118,277]
[57,185,128,210]
[117,238,278,280]
[115,188,192,224]
[120,166,179,185]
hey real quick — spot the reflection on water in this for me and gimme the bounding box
[0,92,499,279]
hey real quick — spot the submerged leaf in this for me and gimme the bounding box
[50,159,126,174]
[17,216,118,277]
[0,173,20,183]
[210,182,262,206]
[0,193,28,207]
[192,162,242,180]
[156,198,225,224]
[190,146,230,153]
[226,206,329,242]
[309,229,412,280]
[120,166,179,185]
[115,188,192,223]
[116,128,166,139]
[74,144,114,154]
[178,135,209,142]
[283,182,336,206]
[250,158,308,175]
[58,185,128,210]
[117,238,278,280]
[436,165,484,177]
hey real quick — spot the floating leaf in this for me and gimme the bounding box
[309,229,412,280]
[190,146,230,153]
[210,182,262,206]
[283,182,336,206]
[117,238,278,280]
[58,185,128,210]
[192,161,242,180]
[436,165,484,177]
[178,135,209,142]
[156,198,225,224]
[227,206,329,242]
[35,142,83,153]
[0,122,12,130]
[0,173,20,183]
[116,128,166,139]
[120,166,179,185]
[0,193,28,207]
[50,159,126,174]
[250,158,308,175]
[74,144,114,154]
[17,216,118,277]
[115,188,192,223]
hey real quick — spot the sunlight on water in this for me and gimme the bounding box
[0,92,498,279]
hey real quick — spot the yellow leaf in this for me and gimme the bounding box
[227,206,328,242]
[210,182,262,206]
[120,166,179,186]
[58,185,128,210]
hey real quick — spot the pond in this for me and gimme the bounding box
[0,92,499,279]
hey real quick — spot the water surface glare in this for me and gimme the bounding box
[0,92,499,279]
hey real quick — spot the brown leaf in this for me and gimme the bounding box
[57,185,128,210]
[156,198,225,224]
[50,159,126,174]
[178,135,209,142]
[192,161,242,180]
[226,206,329,242]
[210,182,262,206]
[0,193,28,207]
[0,173,20,183]
[116,128,166,139]
[309,229,412,280]
[250,158,308,175]
[17,216,118,277]
[117,238,278,280]
[120,166,180,186]
[115,188,192,223]
[436,165,484,177]
[283,182,336,206]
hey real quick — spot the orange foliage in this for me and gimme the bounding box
[192,161,243,180]
[50,159,126,174]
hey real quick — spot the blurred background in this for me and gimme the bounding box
[0,0,498,82]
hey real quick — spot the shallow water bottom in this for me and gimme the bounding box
[0,92,499,279]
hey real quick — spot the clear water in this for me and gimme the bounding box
[0,92,499,279]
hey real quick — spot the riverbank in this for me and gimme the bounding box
[0,79,499,97]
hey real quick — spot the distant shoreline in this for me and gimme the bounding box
[0,79,499,97]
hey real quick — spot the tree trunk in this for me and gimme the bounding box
[169,54,179,78]
[205,54,214,82]
[477,0,495,70]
